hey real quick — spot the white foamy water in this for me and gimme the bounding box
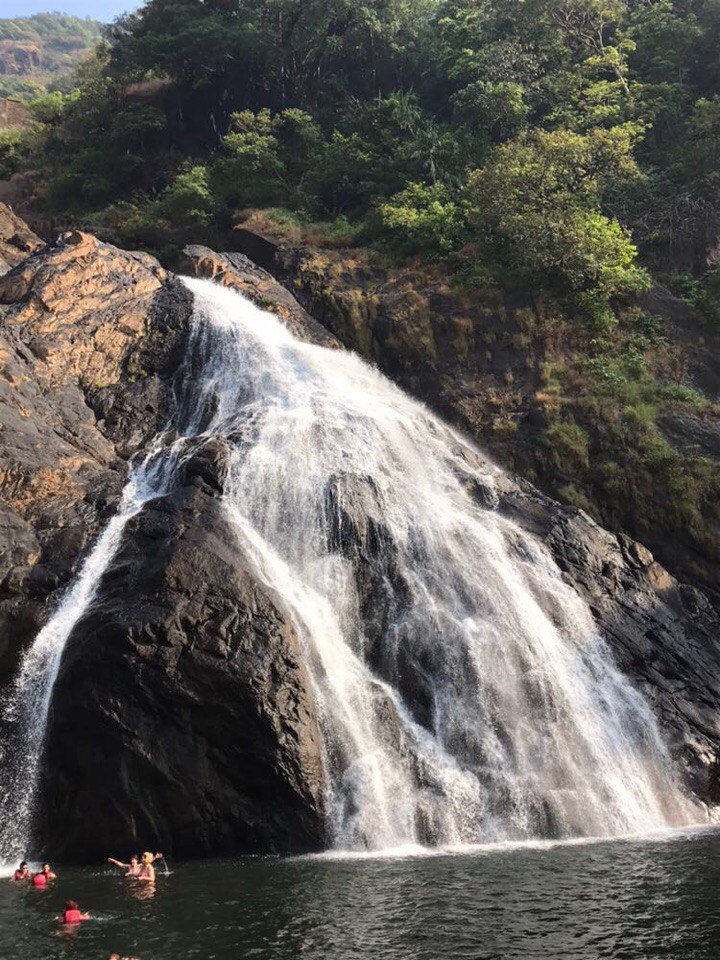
[0,276,701,863]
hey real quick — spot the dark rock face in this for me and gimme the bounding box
[40,453,325,861]
[0,229,191,681]
[494,476,720,800]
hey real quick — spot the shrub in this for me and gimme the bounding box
[379,182,466,254]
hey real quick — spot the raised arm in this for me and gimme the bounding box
[107,858,128,869]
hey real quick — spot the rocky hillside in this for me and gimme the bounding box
[1,205,720,860]
[0,14,102,100]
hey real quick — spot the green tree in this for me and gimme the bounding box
[157,164,215,228]
[466,126,649,315]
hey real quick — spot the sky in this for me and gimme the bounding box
[2,0,141,20]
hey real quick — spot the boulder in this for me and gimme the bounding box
[40,451,325,860]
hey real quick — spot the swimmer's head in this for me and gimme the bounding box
[65,900,78,911]
[19,861,27,869]
[141,851,153,864]
[42,863,51,873]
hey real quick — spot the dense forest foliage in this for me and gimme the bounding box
[0,14,102,101]
[4,0,719,315]
[1,0,719,595]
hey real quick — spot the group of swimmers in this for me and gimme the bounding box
[12,861,56,887]
[10,850,164,931]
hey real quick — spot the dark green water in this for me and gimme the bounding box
[3,829,719,960]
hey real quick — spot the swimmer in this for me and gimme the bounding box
[136,851,157,884]
[108,852,162,877]
[107,855,141,877]
[56,900,90,925]
[32,863,56,887]
[12,861,30,882]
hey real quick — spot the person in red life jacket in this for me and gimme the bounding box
[32,863,57,887]
[108,855,141,877]
[56,900,90,925]
[12,861,31,882]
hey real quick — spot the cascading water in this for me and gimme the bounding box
[0,276,700,862]
[0,495,143,861]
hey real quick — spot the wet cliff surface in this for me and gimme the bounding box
[40,461,325,861]
[1,206,720,859]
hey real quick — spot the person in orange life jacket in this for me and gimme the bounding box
[32,863,57,887]
[56,900,90,925]
[12,861,30,882]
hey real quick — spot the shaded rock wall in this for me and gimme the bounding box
[41,459,325,861]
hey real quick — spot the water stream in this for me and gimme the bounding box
[0,276,700,862]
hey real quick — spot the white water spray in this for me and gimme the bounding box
[0,491,143,859]
[0,276,699,861]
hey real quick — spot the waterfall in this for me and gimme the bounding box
[0,276,699,862]
[0,497,143,861]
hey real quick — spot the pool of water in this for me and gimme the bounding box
[3,828,719,959]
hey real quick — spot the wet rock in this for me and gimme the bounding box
[181,244,342,349]
[496,480,720,801]
[324,473,446,734]
[40,472,325,861]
